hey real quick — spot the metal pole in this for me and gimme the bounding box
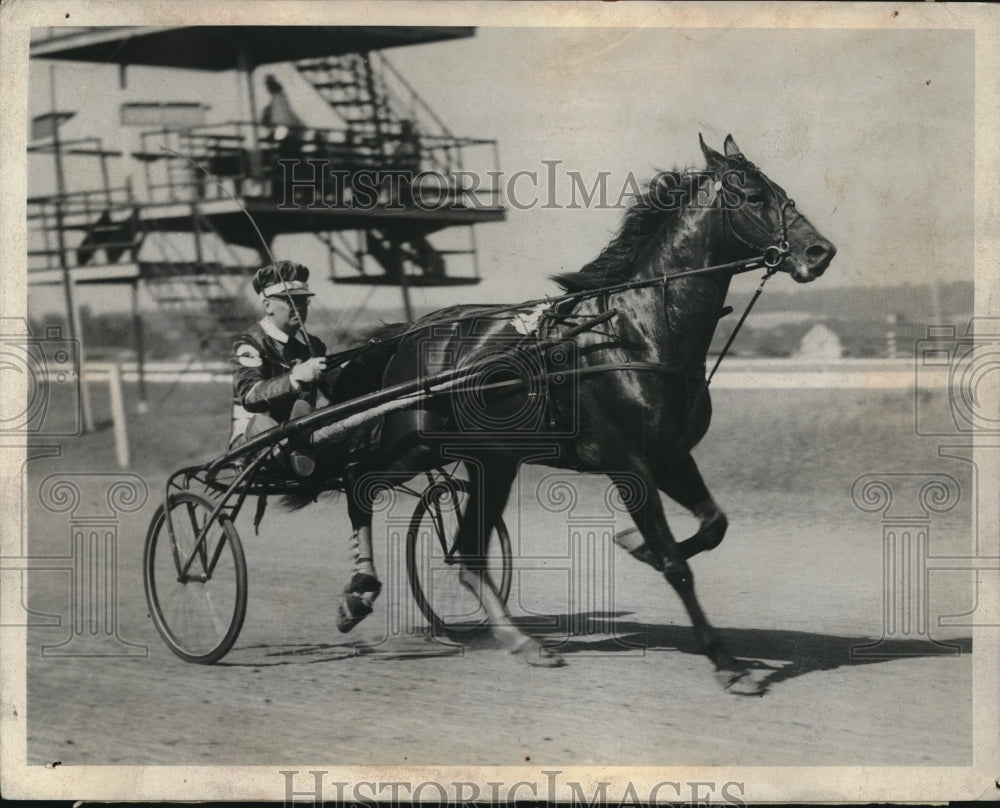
[105,363,130,467]
[191,204,204,266]
[393,237,413,322]
[361,53,387,157]
[238,44,263,181]
[132,281,148,413]
[98,140,112,207]
[50,65,94,433]
[468,225,481,281]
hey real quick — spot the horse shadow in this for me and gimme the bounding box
[214,613,970,694]
[510,611,972,694]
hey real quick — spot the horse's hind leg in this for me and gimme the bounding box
[454,458,563,668]
[611,471,756,694]
[336,468,383,633]
[659,453,728,560]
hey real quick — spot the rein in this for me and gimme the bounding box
[326,254,770,366]
[218,256,783,472]
[335,158,798,363]
[315,156,799,457]
[706,263,778,386]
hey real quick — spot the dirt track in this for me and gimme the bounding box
[23,387,975,767]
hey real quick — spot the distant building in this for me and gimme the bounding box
[796,323,843,359]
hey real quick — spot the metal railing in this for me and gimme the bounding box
[27,188,138,271]
[27,185,133,220]
[138,120,502,208]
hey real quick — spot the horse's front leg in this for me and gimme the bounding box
[610,471,758,694]
[454,459,564,668]
[659,453,728,561]
[614,454,727,565]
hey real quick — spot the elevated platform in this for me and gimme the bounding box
[27,260,255,286]
[28,262,141,286]
[30,26,475,70]
[29,26,503,312]
[331,274,481,287]
[132,198,503,249]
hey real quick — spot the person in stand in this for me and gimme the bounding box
[392,119,421,172]
[261,74,308,199]
[229,260,382,631]
[261,74,305,132]
[389,119,421,206]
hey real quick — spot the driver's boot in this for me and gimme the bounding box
[287,398,315,477]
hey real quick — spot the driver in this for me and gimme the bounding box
[229,260,382,632]
[229,260,332,476]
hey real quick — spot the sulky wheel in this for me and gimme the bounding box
[143,491,247,664]
[405,473,512,635]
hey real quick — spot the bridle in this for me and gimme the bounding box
[657,155,808,466]
[719,154,804,269]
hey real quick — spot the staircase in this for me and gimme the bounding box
[141,260,253,353]
[296,53,398,156]
[139,212,254,315]
[358,227,479,287]
[297,53,484,287]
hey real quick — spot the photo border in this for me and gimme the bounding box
[1,1,997,802]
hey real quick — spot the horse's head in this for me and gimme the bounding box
[700,134,836,283]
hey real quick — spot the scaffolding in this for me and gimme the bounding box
[28,26,507,414]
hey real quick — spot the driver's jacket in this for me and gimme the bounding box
[229,318,334,446]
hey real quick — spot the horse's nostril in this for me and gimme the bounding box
[806,242,836,271]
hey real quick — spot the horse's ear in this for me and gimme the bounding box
[699,133,724,166]
[723,134,741,158]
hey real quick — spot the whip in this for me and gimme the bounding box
[159,146,318,357]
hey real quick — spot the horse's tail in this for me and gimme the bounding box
[281,487,325,512]
[279,472,351,511]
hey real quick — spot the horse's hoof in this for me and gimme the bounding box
[336,593,375,633]
[529,648,566,668]
[716,668,764,696]
[511,637,565,668]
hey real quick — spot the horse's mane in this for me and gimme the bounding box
[551,170,692,293]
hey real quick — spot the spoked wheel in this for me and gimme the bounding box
[143,491,247,664]
[405,474,512,635]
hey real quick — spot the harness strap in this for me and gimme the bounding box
[573,361,682,380]
[706,265,778,386]
[326,255,769,368]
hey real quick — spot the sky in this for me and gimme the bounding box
[26,25,975,318]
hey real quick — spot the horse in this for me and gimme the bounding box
[306,134,836,694]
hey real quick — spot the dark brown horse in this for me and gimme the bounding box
[312,134,836,693]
